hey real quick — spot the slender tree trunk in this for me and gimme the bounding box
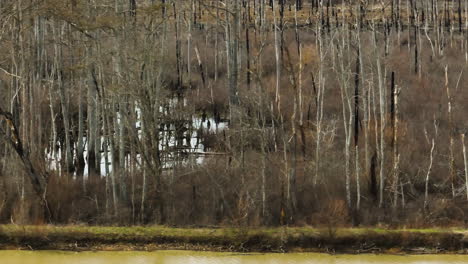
[87,60,98,179]
[188,0,193,87]
[77,79,85,177]
[462,134,468,201]
[0,107,49,219]
[376,34,386,208]
[47,82,58,172]
[314,22,325,185]
[445,66,456,198]
[273,0,281,111]
[392,84,400,208]
[424,139,435,210]
[354,43,361,212]
[337,34,353,210]
[214,0,219,82]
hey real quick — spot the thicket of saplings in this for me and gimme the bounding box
[0,0,468,228]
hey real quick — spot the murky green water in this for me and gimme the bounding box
[0,250,466,264]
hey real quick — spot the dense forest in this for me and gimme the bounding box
[0,0,467,227]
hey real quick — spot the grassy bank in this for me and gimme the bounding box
[0,225,467,254]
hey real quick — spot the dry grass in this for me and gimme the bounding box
[0,225,466,253]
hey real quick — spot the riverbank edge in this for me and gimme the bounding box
[0,225,467,254]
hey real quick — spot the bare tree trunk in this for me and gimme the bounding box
[109,98,119,216]
[188,0,193,87]
[375,30,386,208]
[424,139,435,210]
[288,84,298,222]
[214,0,219,82]
[298,43,305,158]
[261,131,267,222]
[77,79,85,177]
[337,32,353,210]
[94,70,102,177]
[313,21,325,186]
[118,99,127,202]
[273,0,281,111]
[354,38,361,212]
[224,0,240,129]
[47,81,58,172]
[370,59,380,203]
[53,22,74,174]
[0,107,49,219]
[392,83,400,209]
[87,60,98,179]
[445,66,456,198]
[462,133,468,201]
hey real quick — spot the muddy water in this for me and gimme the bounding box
[0,250,466,264]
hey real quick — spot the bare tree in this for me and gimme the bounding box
[462,133,468,201]
[424,138,436,210]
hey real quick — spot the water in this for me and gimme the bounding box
[0,250,467,264]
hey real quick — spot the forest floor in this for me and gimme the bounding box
[0,225,467,254]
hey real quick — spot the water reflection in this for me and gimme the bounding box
[0,250,466,264]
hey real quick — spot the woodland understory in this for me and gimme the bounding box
[0,0,468,227]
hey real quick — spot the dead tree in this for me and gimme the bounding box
[0,107,50,218]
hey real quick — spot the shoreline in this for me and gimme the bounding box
[0,225,467,254]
